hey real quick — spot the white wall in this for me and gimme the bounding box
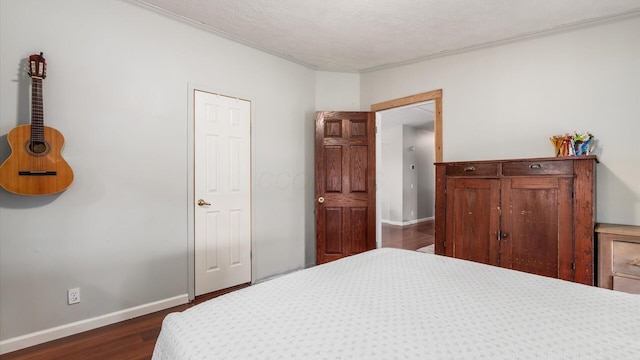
[361,15,640,226]
[380,125,403,223]
[402,126,418,222]
[315,71,361,111]
[416,130,435,219]
[0,0,316,346]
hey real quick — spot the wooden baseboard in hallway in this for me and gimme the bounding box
[381,220,434,251]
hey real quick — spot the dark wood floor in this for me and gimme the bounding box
[0,284,250,360]
[381,220,434,250]
[2,222,434,360]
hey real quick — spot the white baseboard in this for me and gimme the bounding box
[381,216,434,226]
[0,294,189,355]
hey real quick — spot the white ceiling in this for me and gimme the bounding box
[134,0,640,72]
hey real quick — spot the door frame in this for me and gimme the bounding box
[371,89,443,162]
[371,89,443,248]
[187,83,255,301]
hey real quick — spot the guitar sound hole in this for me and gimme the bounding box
[25,141,50,156]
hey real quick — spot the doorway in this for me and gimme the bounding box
[371,89,442,250]
[377,101,435,251]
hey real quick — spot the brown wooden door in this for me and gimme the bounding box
[501,177,574,280]
[446,178,501,265]
[315,111,376,264]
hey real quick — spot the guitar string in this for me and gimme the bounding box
[33,77,38,171]
[33,77,43,171]
[32,59,39,171]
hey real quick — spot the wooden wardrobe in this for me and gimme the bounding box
[434,156,597,285]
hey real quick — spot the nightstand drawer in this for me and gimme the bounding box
[613,275,640,294]
[613,241,640,277]
[502,160,573,176]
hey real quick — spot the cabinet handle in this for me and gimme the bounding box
[464,166,475,172]
[529,163,542,169]
[629,258,640,267]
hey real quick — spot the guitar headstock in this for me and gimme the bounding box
[28,52,46,79]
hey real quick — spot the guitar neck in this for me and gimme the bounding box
[31,77,44,142]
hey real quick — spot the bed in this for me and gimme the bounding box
[152,248,640,359]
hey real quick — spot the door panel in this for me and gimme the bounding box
[324,207,344,254]
[325,146,343,192]
[195,91,251,296]
[316,111,375,264]
[350,146,368,192]
[350,207,369,253]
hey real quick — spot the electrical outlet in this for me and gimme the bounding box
[68,288,80,305]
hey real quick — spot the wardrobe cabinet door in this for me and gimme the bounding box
[501,177,574,280]
[446,178,501,266]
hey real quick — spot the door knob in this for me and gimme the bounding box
[197,199,211,206]
[317,197,325,204]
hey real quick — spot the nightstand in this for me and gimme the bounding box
[596,223,640,294]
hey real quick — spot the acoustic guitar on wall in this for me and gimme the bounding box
[0,52,74,195]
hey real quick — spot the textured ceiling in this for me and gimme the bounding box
[135,0,640,72]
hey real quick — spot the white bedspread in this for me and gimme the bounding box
[153,248,640,359]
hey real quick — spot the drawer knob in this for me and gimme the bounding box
[464,166,476,172]
[629,258,640,267]
[529,163,542,169]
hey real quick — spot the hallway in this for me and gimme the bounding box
[381,221,434,251]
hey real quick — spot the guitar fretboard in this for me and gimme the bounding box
[31,78,44,143]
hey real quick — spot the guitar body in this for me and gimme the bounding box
[0,124,74,195]
[0,53,73,195]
